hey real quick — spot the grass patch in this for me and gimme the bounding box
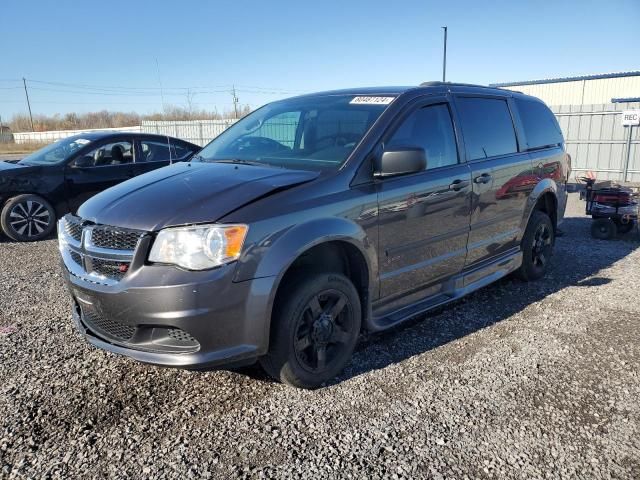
[0,142,48,155]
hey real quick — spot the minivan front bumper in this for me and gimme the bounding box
[62,261,276,369]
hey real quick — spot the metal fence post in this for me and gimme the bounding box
[623,125,633,182]
[199,122,203,146]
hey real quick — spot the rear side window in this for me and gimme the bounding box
[387,103,458,170]
[140,139,171,162]
[170,139,196,159]
[515,98,563,150]
[456,97,518,160]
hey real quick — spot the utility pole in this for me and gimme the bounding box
[441,26,448,82]
[231,86,239,119]
[22,77,34,131]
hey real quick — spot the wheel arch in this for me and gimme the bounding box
[239,217,378,348]
[519,179,559,241]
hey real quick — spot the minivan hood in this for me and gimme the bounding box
[78,162,319,231]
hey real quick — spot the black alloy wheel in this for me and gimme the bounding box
[260,273,361,389]
[293,289,355,374]
[516,210,555,281]
[531,222,553,269]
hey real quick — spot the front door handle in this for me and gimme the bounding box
[449,179,470,191]
[474,173,492,184]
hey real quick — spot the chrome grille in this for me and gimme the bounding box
[64,216,83,242]
[90,258,128,281]
[70,251,83,266]
[59,215,145,286]
[90,227,143,251]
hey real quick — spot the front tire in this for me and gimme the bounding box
[260,273,361,389]
[1,194,56,242]
[516,210,554,281]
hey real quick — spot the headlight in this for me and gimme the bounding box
[149,224,248,270]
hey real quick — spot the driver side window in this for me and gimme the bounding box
[75,141,134,167]
[387,104,458,170]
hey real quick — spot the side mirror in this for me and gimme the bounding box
[374,146,427,178]
[73,155,94,168]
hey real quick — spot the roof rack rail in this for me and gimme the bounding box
[418,81,501,90]
[419,81,446,87]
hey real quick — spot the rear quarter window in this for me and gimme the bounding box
[456,97,518,160]
[515,98,564,150]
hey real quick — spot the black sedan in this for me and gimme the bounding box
[0,132,200,241]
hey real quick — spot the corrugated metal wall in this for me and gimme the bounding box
[500,76,640,106]
[551,102,640,182]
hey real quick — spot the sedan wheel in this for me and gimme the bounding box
[1,195,56,242]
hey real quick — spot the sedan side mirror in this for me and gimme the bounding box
[73,155,94,168]
[374,146,427,178]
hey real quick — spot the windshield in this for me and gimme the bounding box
[19,136,93,165]
[195,94,394,171]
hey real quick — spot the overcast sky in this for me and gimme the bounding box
[1,0,638,119]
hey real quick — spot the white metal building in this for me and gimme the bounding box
[490,71,640,106]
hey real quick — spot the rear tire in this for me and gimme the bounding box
[260,273,361,389]
[1,194,56,242]
[591,218,616,240]
[614,219,634,235]
[516,210,554,281]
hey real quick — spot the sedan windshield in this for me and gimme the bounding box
[19,136,93,165]
[195,94,394,171]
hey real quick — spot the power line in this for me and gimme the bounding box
[26,86,233,96]
[24,78,308,95]
[155,58,165,112]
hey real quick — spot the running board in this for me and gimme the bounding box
[369,249,522,332]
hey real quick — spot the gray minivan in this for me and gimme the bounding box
[59,82,569,388]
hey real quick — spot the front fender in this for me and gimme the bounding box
[233,217,378,352]
[235,216,378,286]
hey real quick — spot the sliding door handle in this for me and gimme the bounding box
[474,173,492,184]
[449,179,470,191]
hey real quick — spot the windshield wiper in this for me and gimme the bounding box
[211,158,267,167]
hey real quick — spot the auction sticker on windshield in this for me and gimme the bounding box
[350,96,395,105]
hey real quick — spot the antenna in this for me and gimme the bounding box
[441,26,448,82]
[155,58,166,112]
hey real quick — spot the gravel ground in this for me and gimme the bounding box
[0,193,639,479]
